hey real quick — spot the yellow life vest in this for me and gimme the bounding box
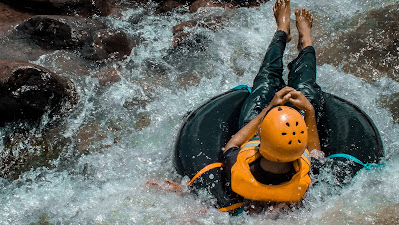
[230,138,311,202]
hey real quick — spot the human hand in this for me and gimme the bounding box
[269,86,296,107]
[287,90,314,112]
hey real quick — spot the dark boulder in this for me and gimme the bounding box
[156,0,268,13]
[14,15,106,49]
[81,29,135,61]
[0,0,119,16]
[156,0,184,14]
[12,16,135,61]
[0,60,78,125]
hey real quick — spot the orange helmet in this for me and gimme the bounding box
[258,106,308,162]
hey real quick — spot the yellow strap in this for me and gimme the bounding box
[218,202,245,212]
[187,162,223,186]
[187,162,244,212]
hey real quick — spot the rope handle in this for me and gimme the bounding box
[326,153,384,170]
[231,85,252,93]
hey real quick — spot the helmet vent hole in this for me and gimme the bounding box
[288,140,292,145]
[296,121,299,126]
[301,131,304,134]
[298,140,301,144]
[278,107,282,111]
[286,122,290,127]
[293,132,296,135]
[282,132,287,136]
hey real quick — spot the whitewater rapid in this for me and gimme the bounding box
[1,0,398,224]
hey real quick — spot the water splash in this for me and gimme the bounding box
[1,0,398,224]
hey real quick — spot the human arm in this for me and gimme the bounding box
[224,87,295,152]
[287,90,323,158]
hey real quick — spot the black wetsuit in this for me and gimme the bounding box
[239,30,324,128]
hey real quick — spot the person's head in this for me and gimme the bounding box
[258,106,308,162]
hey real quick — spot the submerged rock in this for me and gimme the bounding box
[81,29,135,61]
[1,125,73,179]
[76,121,106,154]
[172,15,223,46]
[318,4,399,82]
[92,66,121,86]
[189,0,236,13]
[379,92,399,124]
[0,60,78,125]
[133,112,151,130]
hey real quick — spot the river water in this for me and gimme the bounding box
[1,0,398,224]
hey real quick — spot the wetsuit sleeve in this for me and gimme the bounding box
[222,147,240,183]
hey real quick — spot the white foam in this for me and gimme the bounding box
[0,0,398,224]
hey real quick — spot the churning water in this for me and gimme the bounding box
[1,0,398,224]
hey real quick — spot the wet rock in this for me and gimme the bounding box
[170,0,270,43]
[177,73,201,89]
[1,124,73,179]
[30,213,52,225]
[157,0,267,14]
[12,16,135,62]
[0,37,52,62]
[318,4,399,82]
[374,204,399,225]
[76,121,105,154]
[230,0,267,7]
[0,0,119,16]
[172,15,223,46]
[33,51,92,77]
[0,2,33,36]
[76,119,125,155]
[380,92,399,123]
[133,112,151,130]
[156,0,184,14]
[165,33,211,69]
[14,15,106,50]
[93,66,121,86]
[81,29,135,61]
[123,97,149,111]
[189,0,235,13]
[0,60,78,125]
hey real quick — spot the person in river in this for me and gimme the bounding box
[222,0,325,210]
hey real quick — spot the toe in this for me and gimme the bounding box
[295,8,300,16]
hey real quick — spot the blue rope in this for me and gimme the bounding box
[231,85,252,93]
[236,206,245,216]
[326,153,384,170]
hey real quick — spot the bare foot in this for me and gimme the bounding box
[295,8,313,51]
[273,0,291,42]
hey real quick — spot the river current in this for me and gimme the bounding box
[1,0,398,224]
